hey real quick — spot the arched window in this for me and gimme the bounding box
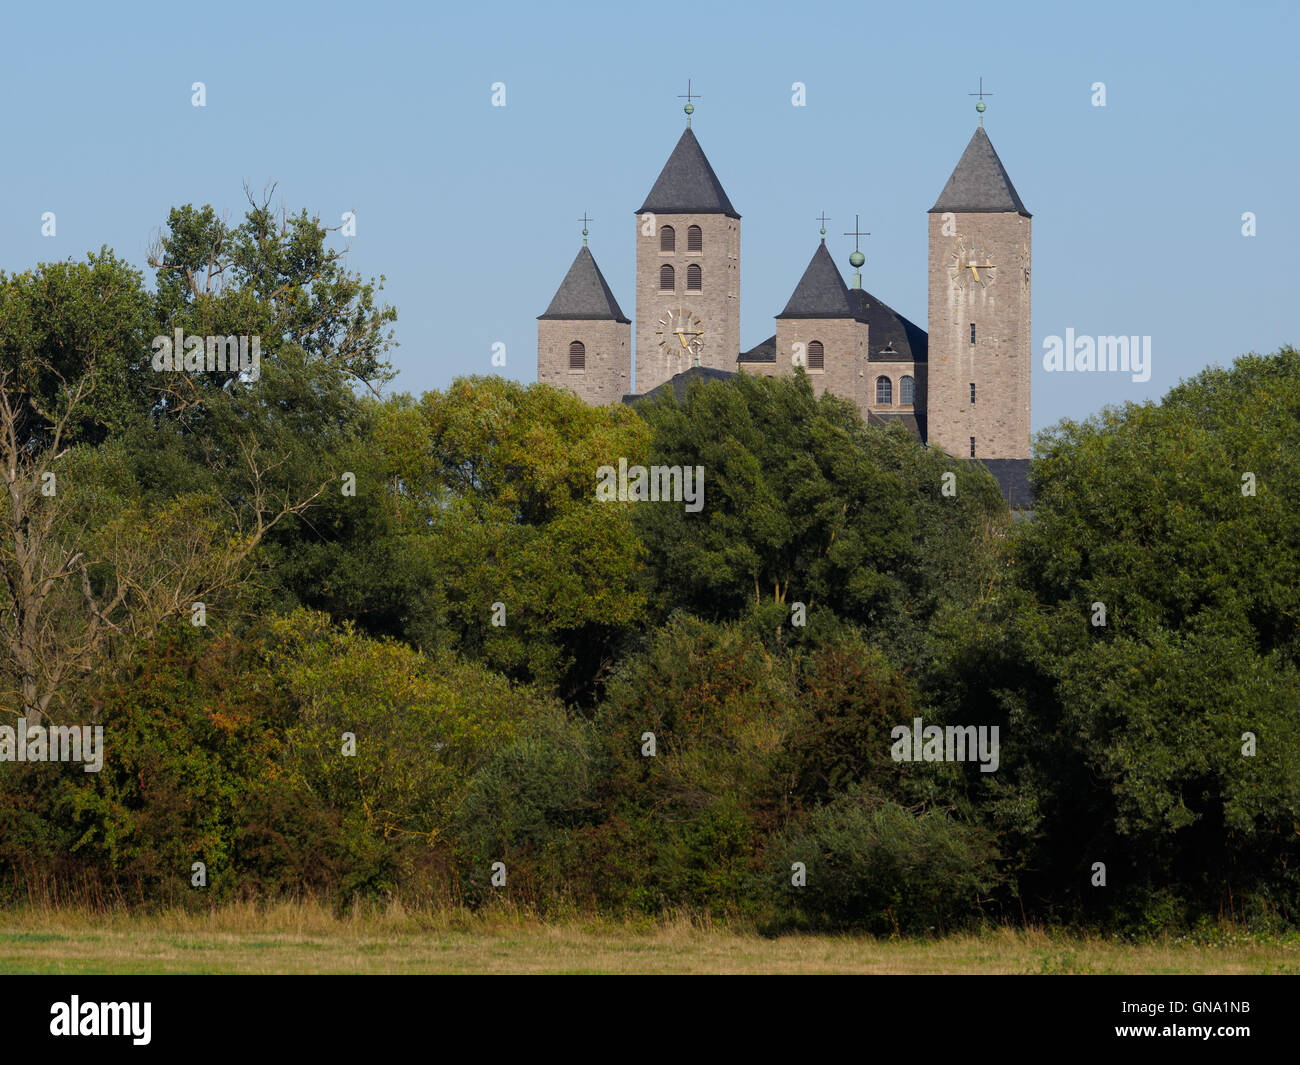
[660,264,675,291]
[687,225,702,252]
[807,340,824,370]
[900,375,915,405]
[569,341,585,371]
[660,225,675,252]
[876,376,892,405]
[686,263,702,292]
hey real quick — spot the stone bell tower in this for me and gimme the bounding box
[633,88,740,394]
[926,92,1031,461]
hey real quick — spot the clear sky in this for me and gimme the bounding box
[2,0,1295,436]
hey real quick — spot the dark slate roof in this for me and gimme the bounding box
[623,365,736,405]
[848,289,928,363]
[929,127,1030,217]
[777,241,856,319]
[637,128,739,218]
[968,458,1034,508]
[737,334,777,363]
[537,245,630,323]
[867,410,924,443]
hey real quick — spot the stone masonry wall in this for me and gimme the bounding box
[538,318,631,406]
[926,212,1031,459]
[634,212,739,393]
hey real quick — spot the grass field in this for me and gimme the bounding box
[2,903,1299,974]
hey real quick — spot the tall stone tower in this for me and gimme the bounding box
[537,234,631,405]
[926,114,1031,460]
[634,102,740,394]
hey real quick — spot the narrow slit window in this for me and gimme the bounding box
[970,323,976,345]
[970,382,976,404]
[970,437,976,457]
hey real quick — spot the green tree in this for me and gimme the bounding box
[366,378,653,703]
[1000,347,1300,924]
[632,371,1007,669]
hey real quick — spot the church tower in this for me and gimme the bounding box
[926,102,1031,461]
[774,232,868,408]
[537,229,631,405]
[634,97,740,394]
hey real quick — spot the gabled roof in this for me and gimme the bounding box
[777,241,856,319]
[929,126,1030,216]
[623,365,735,405]
[637,128,740,218]
[867,410,925,443]
[848,289,928,362]
[738,334,777,363]
[537,245,630,323]
[969,457,1034,509]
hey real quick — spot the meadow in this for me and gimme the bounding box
[2,903,1297,975]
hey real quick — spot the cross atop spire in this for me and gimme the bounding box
[969,77,994,126]
[679,79,701,127]
[816,211,831,239]
[842,214,870,253]
[578,211,592,246]
[843,214,870,289]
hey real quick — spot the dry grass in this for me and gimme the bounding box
[1,901,1297,974]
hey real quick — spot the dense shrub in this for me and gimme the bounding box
[452,708,599,907]
[769,785,1002,934]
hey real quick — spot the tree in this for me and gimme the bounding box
[999,347,1300,922]
[0,188,400,721]
[631,371,1007,668]
[367,378,653,703]
[132,190,403,635]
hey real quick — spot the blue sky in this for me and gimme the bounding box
[2,0,1295,436]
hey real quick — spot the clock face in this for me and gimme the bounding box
[949,237,996,290]
[655,307,705,358]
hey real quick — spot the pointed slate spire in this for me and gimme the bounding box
[637,128,739,217]
[777,241,855,319]
[538,246,630,323]
[929,126,1030,216]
